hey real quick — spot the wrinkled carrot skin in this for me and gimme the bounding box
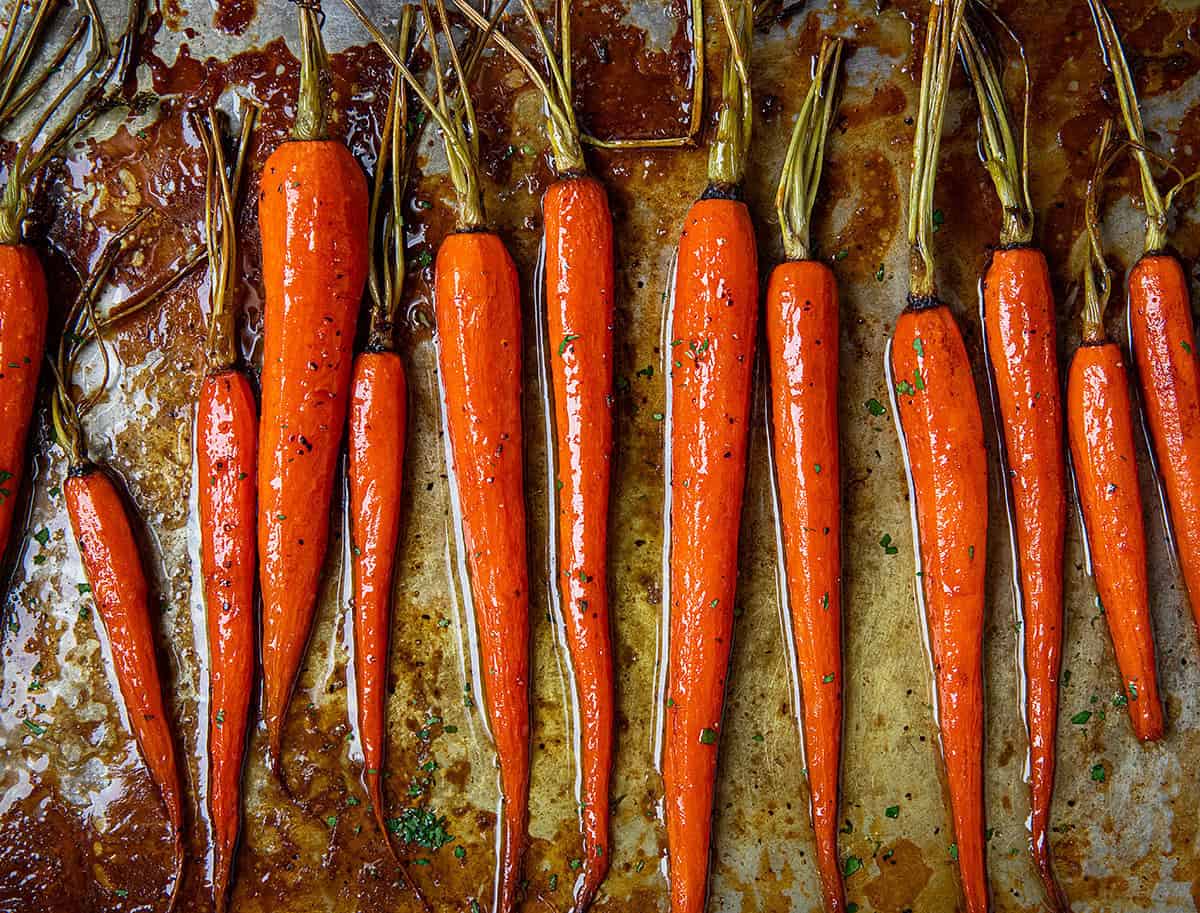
[891,303,988,913]
[664,196,758,913]
[1129,254,1200,633]
[257,140,369,769]
[66,466,185,899]
[982,247,1066,902]
[543,175,615,909]
[0,245,47,559]
[1066,342,1164,741]
[198,368,257,913]
[434,231,529,913]
[765,259,844,913]
[347,350,406,839]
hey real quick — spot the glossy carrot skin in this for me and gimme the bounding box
[347,349,406,838]
[197,367,257,913]
[891,302,988,913]
[982,247,1066,902]
[257,140,369,768]
[1129,254,1200,632]
[543,175,615,909]
[434,230,529,913]
[1066,342,1164,740]
[65,466,184,898]
[0,245,47,559]
[765,259,844,913]
[664,196,758,913]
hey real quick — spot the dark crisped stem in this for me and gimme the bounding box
[958,3,1033,247]
[707,0,753,188]
[907,0,967,299]
[905,292,942,313]
[293,0,329,142]
[1080,121,1117,345]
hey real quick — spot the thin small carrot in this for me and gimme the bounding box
[959,10,1067,908]
[662,3,756,911]
[49,212,206,912]
[451,2,615,907]
[891,3,989,912]
[341,2,531,909]
[193,103,257,913]
[258,1,370,777]
[1066,122,1164,742]
[766,36,845,913]
[1090,0,1200,643]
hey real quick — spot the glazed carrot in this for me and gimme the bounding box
[766,37,845,913]
[891,3,989,912]
[1090,0,1200,642]
[49,212,205,912]
[258,1,370,776]
[341,2,531,909]
[193,105,257,913]
[1066,122,1163,742]
[959,12,1067,908]
[662,3,756,911]
[452,2,615,906]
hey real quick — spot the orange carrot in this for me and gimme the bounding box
[891,3,989,911]
[959,11,1067,908]
[340,2,531,908]
[50,212,205,912]
[193,104,257,913]
[1090,0,1200,644]
[765,36,845,913]
[662,3,757,911]
[450,2,615,906]
[1066,122,1163,741]
[258,3,370,776]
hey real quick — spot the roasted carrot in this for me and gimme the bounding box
[258,1,370,776]
[959,11,1067,908]
[661,3,757,911]
[193,104,257,913]
[1066,122,1164,742]
[0,0,137,571]
[1090,0,1200,643]
[451,1,615,907]
[49,212,205,912]
[766,36,845,913]
[891,3,989,912]
[341,2,531,909]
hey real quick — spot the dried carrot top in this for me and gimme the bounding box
[707,0,753,190]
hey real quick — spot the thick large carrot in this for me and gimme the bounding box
[663,4,756,911]
[892,3,988,912]
[1066,121,1163,741]
[959,11,1067,908]
[258,3,369,774]
[339,2,532,908]
[1090,0,1200,639]
[449,2,616,906]
[765,36,845,913]
[194,105,257,913]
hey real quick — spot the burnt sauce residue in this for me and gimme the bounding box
[3,1,1200,911]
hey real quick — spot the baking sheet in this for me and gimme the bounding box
[2,1,1200,911]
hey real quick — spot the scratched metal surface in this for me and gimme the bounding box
[1,0,1200,911]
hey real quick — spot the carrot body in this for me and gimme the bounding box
[1066,342,1164,740]
[765,259,844,913]
[542,175,615,908]
[982,247,1065,901]
[663,196,758,913]
[434,230,529,913]
[1128,254,1200,633]
[891,303,988,913]
[66,465,184,905]
[197,367,257,913]
[347,349,406,839]
[0,244,47,558]
[257,139,369,769]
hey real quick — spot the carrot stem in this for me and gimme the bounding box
[1081,121,1116,344]
[707,0,753,188]
[294,0,330,142]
